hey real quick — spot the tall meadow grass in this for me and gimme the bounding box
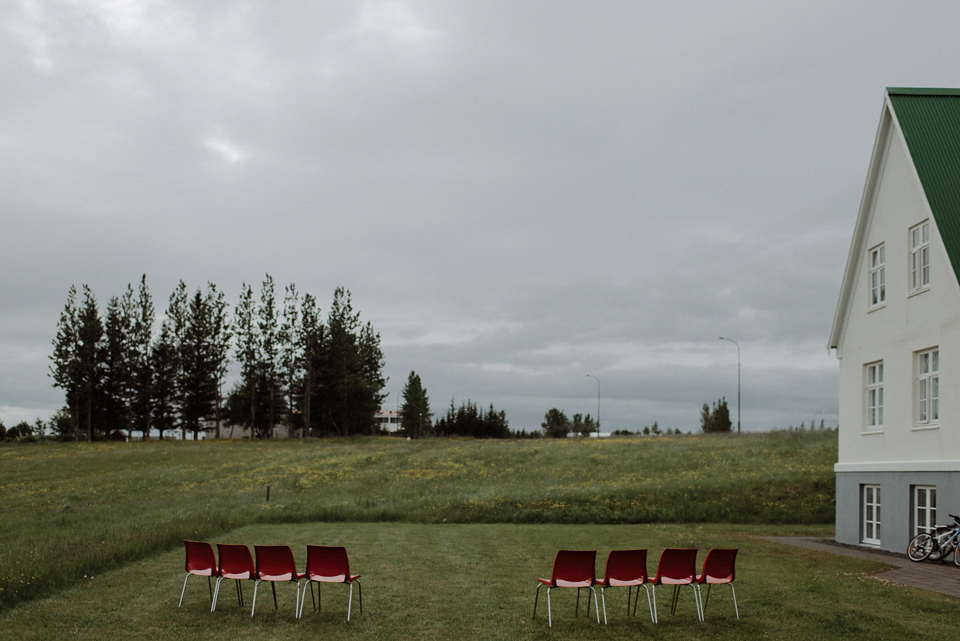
[0,430,836,611]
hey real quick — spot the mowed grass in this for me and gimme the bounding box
[3,522,960,641]
[0,431,835,611]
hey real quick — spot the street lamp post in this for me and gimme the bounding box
[718,337,741,433]
[586,374,600,437]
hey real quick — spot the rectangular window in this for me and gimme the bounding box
[918,348,940,425]
[862,485,881,545]
[915,486,937,536]
[865,361,884,429]
[910,222,930,293]
[869,245,885,307]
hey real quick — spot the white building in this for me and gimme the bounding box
[376,409,402,433]
[829,88,960,552]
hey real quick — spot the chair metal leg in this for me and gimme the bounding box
[347,583,354,621]
[356,581,363,615]
[643,585,655,623]
[600,587,608,625]
[650,585,659,623]
[731,584,740,619]
[590,587,600,623]
[271,582,278,610]
[547,587,553,627]
[575,587,581,617]
[211,577,223,612]
[237,580,244,607]
[179,573,190,607]
[251,580,260,617]
[533,583,541,620]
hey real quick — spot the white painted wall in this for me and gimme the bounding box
[836,126,960,467]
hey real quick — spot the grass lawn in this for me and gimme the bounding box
[2,522,958,641]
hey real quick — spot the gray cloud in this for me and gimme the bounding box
[3,0,958,430]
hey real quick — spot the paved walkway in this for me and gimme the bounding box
[767,537,960,599]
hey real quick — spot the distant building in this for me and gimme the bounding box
[376,409,402,433]
[829,88,960,553]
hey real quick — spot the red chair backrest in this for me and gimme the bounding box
[700,548,738,584]
[217,544,254,580]
[551,550,597,586]
[653,548,697,584]
[254,545,298,581]
[603,549,648,583]
[184,540,217,576]
[306,545,351,582]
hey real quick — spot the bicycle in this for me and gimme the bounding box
[907,514,960,564]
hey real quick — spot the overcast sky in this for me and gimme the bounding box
[3,0,959,433]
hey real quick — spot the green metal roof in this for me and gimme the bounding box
[888,88,960,280]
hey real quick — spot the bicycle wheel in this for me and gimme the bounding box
[908,533,935,561]
[939,542,955,562]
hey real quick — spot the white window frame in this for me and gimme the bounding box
[917,348,940,426]
[910,222,930,294]
[869,244,885,308]
[914,486,937,536]
[865,361,884,430]
[862,485,881,546]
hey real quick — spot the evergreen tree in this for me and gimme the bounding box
[298,293,324,437]
[234,283,261,436]
[181,289,217,439]
[206,282,231,439]
[570,413,597,438]
[76,285,104,442]
[101,288,135,435]
[541,408,570,438]
[49,286,81,441]
[129,275,155,441]
[700,397,732,433]
[258,275,282,438]
[151,322,178,440]
[400,371,432,438]
[165,280,189,437]
[279,284,300,437]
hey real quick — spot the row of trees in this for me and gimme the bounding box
[49,275,386,441]
[700,397,732,433]
[541,408,598,438]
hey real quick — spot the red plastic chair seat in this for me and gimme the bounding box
[532,550,600,627]
[300,545,363,621]
[596,549,653,624]
[252,545,305,618]
[212,543,255,612]
[179,540,218,608]
[695,548,740,620]
[647,548,702,623]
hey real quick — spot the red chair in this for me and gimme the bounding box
[646,548,702,623]
[211,544,255,612]
[695,548,739,620]
[298,545,363,621]
[533,550,600,627]
[179,540,218,608]
[596,549,653,624]
[251,545,306,618]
